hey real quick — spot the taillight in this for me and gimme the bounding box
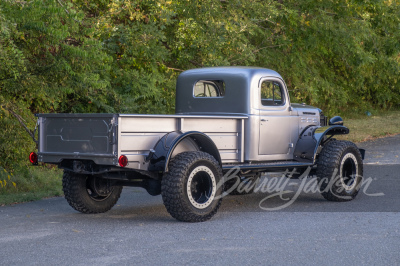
[119,155,128,167]
[29,152,38,165]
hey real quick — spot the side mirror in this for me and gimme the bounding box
[329,116,344,126]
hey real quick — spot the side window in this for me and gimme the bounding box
[194,80,225,97]
[261,81,284,106]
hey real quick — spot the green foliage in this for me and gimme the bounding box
[0,167,17,190]
[0,166,63,205]
[0,0,399,185]
[0,0,118,172]
[255,0,400,113]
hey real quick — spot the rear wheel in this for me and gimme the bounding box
[161,151,223,222]
[317,140,363,202]
[62,171,122,213]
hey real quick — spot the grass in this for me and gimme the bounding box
[1,110,399,206]
[0,166,63,206]
[338,110,400,143]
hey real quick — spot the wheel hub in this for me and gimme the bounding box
[86,177,113,201]
[340,153,358,191]
[187,166,216,209]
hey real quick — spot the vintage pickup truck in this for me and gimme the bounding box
[30,67,364,222]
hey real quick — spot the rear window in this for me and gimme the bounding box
[194,80,225,97]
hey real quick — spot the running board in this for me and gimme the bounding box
[222,161,314,171]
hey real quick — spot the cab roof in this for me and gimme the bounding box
[175,67,284,115]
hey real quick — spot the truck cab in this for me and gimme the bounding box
[175,67,321,162]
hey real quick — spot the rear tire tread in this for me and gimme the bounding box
[161,151,222,222]
[62,171,122,214]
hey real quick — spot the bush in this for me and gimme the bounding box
[0,0,399,186]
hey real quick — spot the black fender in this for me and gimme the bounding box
[293,125,350,163]
[147,131,221,172]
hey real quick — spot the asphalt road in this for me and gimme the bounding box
[1,136,399,265]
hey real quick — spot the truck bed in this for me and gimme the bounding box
[37,113,247,170]
[37,114,118,166]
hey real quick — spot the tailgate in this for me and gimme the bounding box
[37,114,118,165]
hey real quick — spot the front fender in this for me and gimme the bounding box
[147,131,221,172]
[293,125,349,163]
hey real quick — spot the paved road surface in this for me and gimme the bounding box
[357,134,400,165]
[1,136,399,265]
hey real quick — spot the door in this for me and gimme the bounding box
[258,79,295,155]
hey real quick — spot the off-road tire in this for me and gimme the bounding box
[161,151,223,222]
[317,140,363,202]
[62,171,122,213]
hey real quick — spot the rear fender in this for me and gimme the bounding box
[294,125,350,163]
[147,131,221,172]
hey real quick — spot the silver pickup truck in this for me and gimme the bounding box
[30,67,364,222]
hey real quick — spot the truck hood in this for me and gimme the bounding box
[291,103,321,117]
[291,103,319,110]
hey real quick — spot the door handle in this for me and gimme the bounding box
[261,119,267,122]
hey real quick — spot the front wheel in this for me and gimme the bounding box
[161,151,223,222]
[317,140,363,202]
[62,171,122,213]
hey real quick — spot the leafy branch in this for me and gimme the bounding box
[1,105,37,145]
